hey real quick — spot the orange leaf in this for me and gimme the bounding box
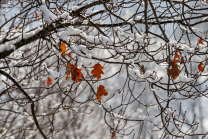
[198,62,204,72]
[35,11,39,21]
[71,64,84,82]
[47,77,53,85]
[66,62,72,80]
[91,63,104,79]
[167,50,181,79]
[60,42,67,56]
[141,65,145,74]
[97,85,108,101]
[199,38,204,45]
[43,81,45,86]
[111,131,116,139]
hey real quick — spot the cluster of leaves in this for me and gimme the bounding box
[66,63,84,82]
[44,56,107,101]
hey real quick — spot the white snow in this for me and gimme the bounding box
[60,12,72,20]
[46,67,66,79]
[83,20,89,25]
[191,27,199,32]
[0,43,15,53]
[168,41,177,46]
[130,33,144,44]
[174,16,182,21]
[166,108,175,117]
[72,6,79,11]
[89,10,99,15]
[39,5,57,24]
[128,19,135,25]
[135,16,142,21]
[178,75,194,82]
[77,56,83,68]
[203,17,208,21]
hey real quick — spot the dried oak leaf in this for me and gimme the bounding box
[91,63,104,79]
[97,85,108,101]
[47,77,53,85]
[167,50,181,79]
[199,38,204,45]
[198,62,204,72]
[35,11,39,21]
[111,131,116,139]
[66,62,72,80]
[141,65,145,74]
[60,42,67,56]
[71,64,84,82]
[42,81,45,86]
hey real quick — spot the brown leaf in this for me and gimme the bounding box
[167,50,181,79]
[167,62,180,79]
[97,85,108,101]
[111,131,116,139]
[91,63,104,79]
[71,64,84,82]
[198,62,204,72]
[141,65,145,74]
